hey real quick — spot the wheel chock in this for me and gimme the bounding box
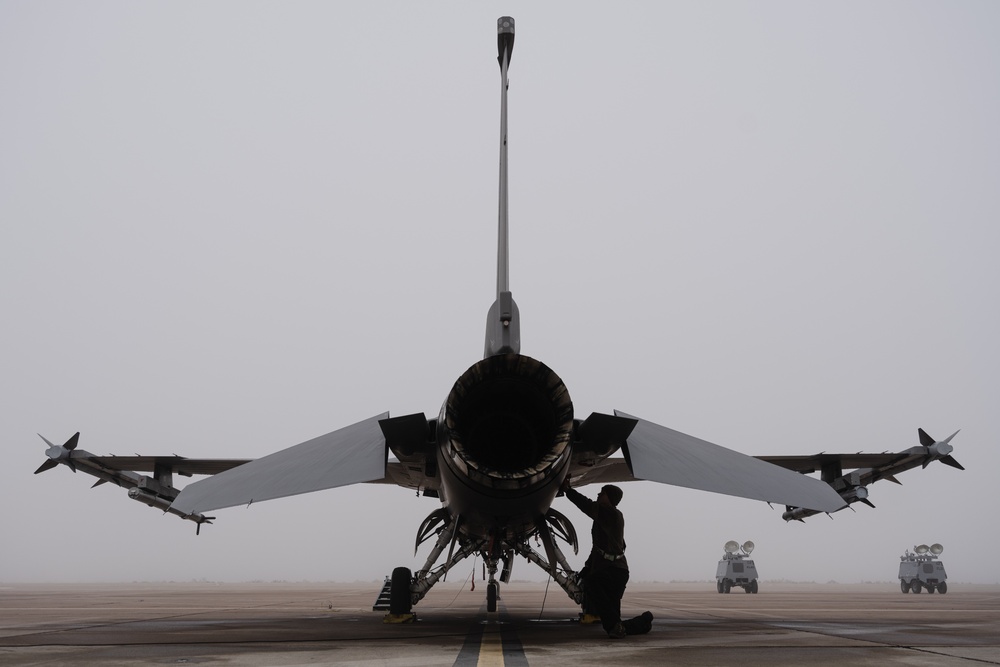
[383,613,416,624]
[579,613,601,624]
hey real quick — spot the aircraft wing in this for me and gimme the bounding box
[84,456,251,476]
[568,419,963,520]
[612,411,847,513]
[755,428,964,520]
[757,452,908,473]
[170,413,389,515]
[32,431,255,527]
[35,412,431,529]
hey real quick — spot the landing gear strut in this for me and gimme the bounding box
[383,510,584,618]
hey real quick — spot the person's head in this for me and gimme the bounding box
[599,484,623,507]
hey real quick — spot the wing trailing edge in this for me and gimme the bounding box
[170,413,389,515]
[615,411,847,513]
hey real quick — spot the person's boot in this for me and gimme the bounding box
[622,611,654,635]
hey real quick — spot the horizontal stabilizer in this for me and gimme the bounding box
[615,412,846,513]
[170,413,389,514]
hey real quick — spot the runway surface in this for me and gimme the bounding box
[1,581,998,666]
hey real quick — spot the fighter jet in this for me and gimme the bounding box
[34,17,963,617]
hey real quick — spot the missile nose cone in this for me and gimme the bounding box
[930,442,954,457]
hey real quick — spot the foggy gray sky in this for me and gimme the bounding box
[3,2,998,588]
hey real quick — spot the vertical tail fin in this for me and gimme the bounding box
[485,17,520,358]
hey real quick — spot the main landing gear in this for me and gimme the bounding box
[377,510,584,621]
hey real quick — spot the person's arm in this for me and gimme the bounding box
[564,487,597,519]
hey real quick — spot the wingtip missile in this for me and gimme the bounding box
[35,432,81,473]
[918,428,965,470]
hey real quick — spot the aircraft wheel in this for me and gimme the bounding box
[723,580,731,594]
[389,567,413,615]
[487,582,498,612]
[900,580,910,594]
[938,581,948,594]
[750,580,758,594]
[911,580,922,594]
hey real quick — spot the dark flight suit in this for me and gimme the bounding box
[565,487,637,636]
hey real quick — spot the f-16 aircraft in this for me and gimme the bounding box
[34,17,963,618]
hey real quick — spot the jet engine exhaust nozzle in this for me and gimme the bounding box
[443,354,573,492]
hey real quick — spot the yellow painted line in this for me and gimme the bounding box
[477,622,504,667]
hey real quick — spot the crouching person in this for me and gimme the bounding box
[561,478,653,638]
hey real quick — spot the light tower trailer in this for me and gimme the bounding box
[716,540,759,593]
[899,543,948,594]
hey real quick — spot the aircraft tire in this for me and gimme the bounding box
[938,582,948,594]
[900,580,910,593]
[487,582,498,612]
[389,567,413,615]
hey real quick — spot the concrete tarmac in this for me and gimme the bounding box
[1,581,998,666]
